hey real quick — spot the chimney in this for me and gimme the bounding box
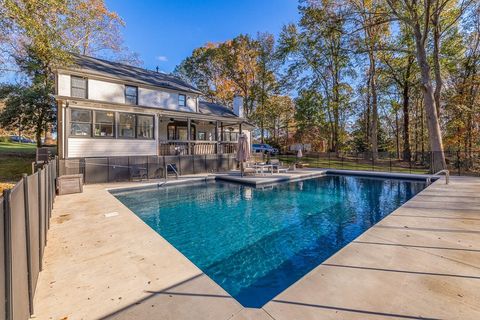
[233,95,244,118]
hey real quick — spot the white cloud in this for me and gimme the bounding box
[156,55,168,62]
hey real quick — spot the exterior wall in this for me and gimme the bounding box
[63,103,159,159]
[88,79,124,104]
[57,74,71,97]
[56,72,198,112]
[67,138,156,158]
[138,87,196,112]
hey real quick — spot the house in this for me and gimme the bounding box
[54,54,251,160]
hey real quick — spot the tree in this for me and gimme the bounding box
[1,0,139,146]
[386,0,447,171]
[278,0,352,153]
[348,0,390,159]
[253,32,279,143]
[175,33,279,123]
[0,48,56,146]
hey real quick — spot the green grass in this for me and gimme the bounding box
[278,155,429,175]
[0,141,37,154]
[0,156,34,183]
[0,142,36,184]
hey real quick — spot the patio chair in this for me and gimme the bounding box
[129,164,148,181]
[269,159,289,173]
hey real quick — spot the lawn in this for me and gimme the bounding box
[0,142,36,188]
[278,155,429,175]
[0,141,37,154]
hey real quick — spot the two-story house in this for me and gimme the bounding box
[54,54,251,160]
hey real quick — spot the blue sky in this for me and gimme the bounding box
[106,0,300,73]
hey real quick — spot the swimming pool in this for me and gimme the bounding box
[113,175,426,308]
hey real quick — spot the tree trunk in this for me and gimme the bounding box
[369,53,378,160]
[433,24,442,117]
[413,26,446,172]
[395,110,400,159]
[402,75,411,161]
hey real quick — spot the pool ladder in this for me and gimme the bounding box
[426,169,450,185]
[166,163,179,180]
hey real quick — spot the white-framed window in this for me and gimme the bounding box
[118,113,136,138]
[71,76,88,99]
[119,113,155,139]
[125,85,138,105]
[137,115,154,139]
[70,108,92,136]
[94,110,115,138]
[69,108,154,140]
[178,94,186,107]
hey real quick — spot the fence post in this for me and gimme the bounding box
[22,174,34,315]
[457,150,461,175]
[372,154,375,172]
[389,153,392,172]
[37,168,43,270]
[3,189,12,320]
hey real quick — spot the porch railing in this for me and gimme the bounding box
[158,141,237,156]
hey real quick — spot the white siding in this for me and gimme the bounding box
[57,72,198,112]
[139,87,196,112]
[67,138,156,158]
[57,74,71,96]
[88,79,125,104]
[187,96,197,111]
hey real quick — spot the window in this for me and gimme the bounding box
[167,124,176,140]
[125,85,138,105]
[94,111,115,137]
[71,76,87,99]
[178,94,186,107]
[198,132,206,140]
[119,113,136,138]
[70,108,92,137]
[178,127,188,141]
[118,113,155,139]
[137,115,154,139]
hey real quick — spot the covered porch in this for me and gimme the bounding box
[157,115,246,156]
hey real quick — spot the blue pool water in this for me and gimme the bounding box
[113,175,425,308]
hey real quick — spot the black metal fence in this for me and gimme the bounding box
[1,159,57,320]
[273,151,480,176]
[58,154,238,184]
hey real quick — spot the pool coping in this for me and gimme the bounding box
[107,169,438,194]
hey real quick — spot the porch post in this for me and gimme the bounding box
[187,118,191,155]
[215,120,219,154]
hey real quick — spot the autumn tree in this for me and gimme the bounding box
[278,1,352,153]
[386,0,447,171]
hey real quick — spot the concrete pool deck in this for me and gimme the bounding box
[30,171,480,320]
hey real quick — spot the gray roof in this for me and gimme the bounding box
[69,54,202,94]
[198,101,238,118]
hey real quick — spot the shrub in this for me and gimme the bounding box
[0,136,11,143]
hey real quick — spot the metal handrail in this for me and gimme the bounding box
[427,169,450,185]
[434,169,450,184]
[166,163,179,179]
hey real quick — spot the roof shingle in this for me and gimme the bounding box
[69,54,202,94]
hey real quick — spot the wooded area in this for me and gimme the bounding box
[175,0,480,172]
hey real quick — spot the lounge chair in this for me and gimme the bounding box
[269,159,289,173]
[240,161,258,176]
